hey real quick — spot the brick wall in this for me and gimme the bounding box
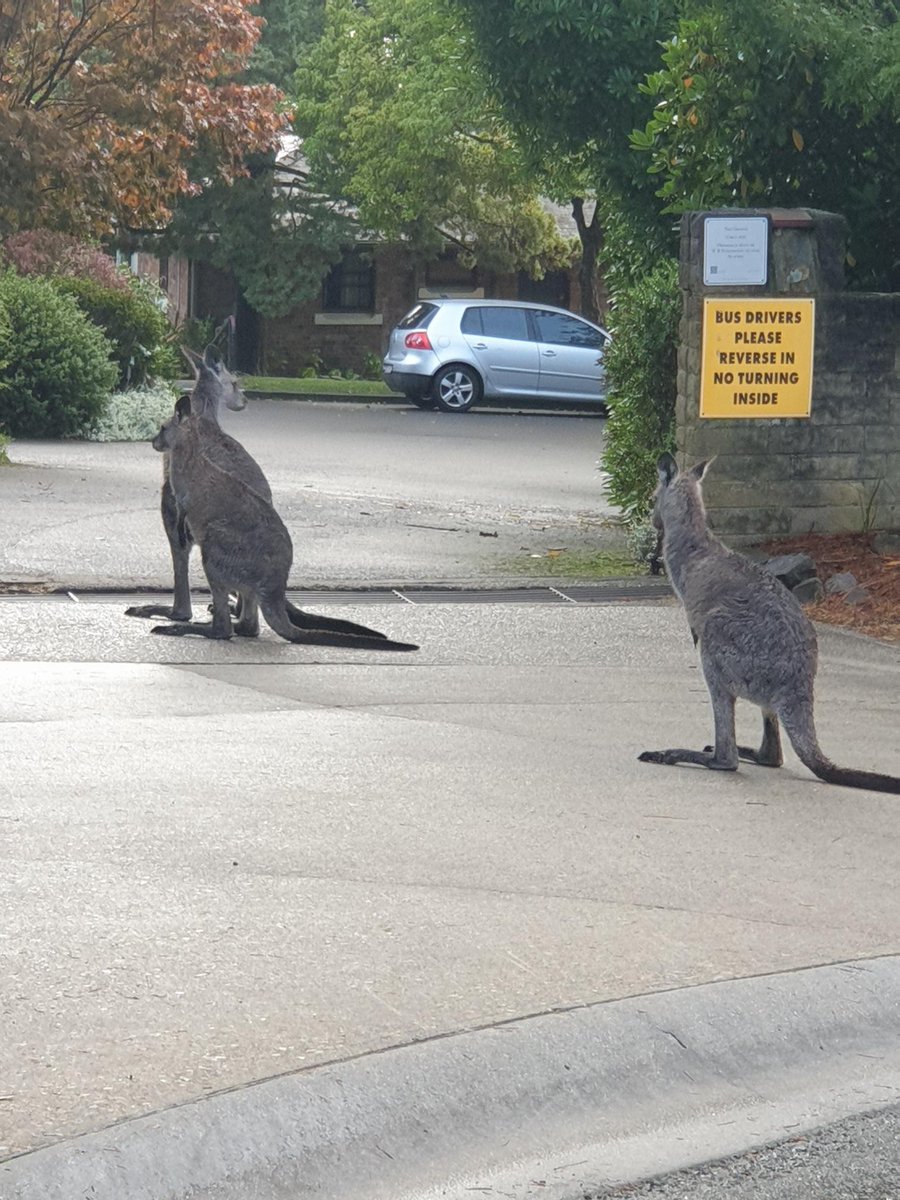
[678,210,899,538]
[261,245,416,377]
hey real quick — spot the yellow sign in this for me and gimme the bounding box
[700,298,815,418]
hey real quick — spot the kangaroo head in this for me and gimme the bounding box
[181,344,247,414]
[651,453,714,535]
[152,393,193,453]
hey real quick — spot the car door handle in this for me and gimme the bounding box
[542,350,557,357]
[473,342,488,349]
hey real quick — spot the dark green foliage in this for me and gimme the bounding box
[601,259,680,519]
[0,272,118,438]
[51,275,177,387]
[163,159,351,318]
[633,0,900,291]
[247,0,326,90]
[176,315,218,355]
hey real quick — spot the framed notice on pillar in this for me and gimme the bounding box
[700,298,815,418]
[703,216,768,285]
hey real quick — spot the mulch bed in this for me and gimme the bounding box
[760,532,900,643]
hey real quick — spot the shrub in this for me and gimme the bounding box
[175,315,218,356]
[601,258,680,520]
[52,275,177,387]
[0,431,10,464]
[0,272,118,438]
[86,381,181,442]
[1,230,131,292]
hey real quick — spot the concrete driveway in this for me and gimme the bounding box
[0,400,624,591]
[1,401,898,1198]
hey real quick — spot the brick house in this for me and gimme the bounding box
[136,206,589,377]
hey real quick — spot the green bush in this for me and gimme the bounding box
[0,431,10,464]
[86,381,181,442]
[601,258,680,520]
[0,272,118,438]
[52,275,177,387]
[175,315,218,356]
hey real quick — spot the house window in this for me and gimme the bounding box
[323,249,375,312]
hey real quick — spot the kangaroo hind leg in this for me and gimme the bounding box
[705,709,783,767]
[639,668,739,772]
[234,591,260,638]
[151,578,233,639]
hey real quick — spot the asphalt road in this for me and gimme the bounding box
[0,399,625,590]
[589,1103,900,1200]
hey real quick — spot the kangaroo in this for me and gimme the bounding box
[127,347,394,644]
[149,396,418,651]
[639,452,900,794]
[125,345,251,623]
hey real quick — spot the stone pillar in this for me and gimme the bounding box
[676,207,898,539]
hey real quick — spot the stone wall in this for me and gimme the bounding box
[678,209,899,538]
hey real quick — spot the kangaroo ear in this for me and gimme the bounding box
[657,452,678,486]
[175,393,192,422]
[689,457,715,482]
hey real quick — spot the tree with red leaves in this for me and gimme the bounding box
[0,0,286,237]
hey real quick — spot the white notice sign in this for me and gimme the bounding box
[703,216,768,286]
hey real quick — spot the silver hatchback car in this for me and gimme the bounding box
[382,298,611,413]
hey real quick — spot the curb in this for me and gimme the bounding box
[4,956,899,1200]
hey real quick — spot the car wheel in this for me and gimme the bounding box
[432,363,482,413]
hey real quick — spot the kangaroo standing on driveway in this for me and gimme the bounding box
[149,396,418,651]
[126,346,247,623]
[639,453,900,794]
[128,348,397,643]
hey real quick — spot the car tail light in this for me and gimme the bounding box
[404,330,433,351]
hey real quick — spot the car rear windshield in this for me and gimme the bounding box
[398,303,439,329]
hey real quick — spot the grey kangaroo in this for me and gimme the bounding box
[128,347,397,644]
[149,395,418,651]
[126,345,247,623]
[639,452,900,794]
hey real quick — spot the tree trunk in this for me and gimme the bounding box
[571,197,605,323]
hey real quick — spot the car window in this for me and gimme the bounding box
[533,310,605,350]
[462,306,530,341]
[398,303,438,329]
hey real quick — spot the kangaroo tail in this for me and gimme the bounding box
[781,701,900,795]
[261,595,418,651]
[284,599,390,641]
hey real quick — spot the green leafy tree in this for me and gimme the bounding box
[632,0,900,289]
[294,0,574,283]
[162,153,353,318]
[159,1,351,318]
[247,0,326,90]
[452,0,679,307]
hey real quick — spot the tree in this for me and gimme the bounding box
[155,0,354,318]
[452,0,680,304]
[161,144,354,317]
[246,0,326,91]
[293,0,574,285]
[0,0,285,238]
[631,0,900,289]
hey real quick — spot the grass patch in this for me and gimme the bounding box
[506,549,642,579]
[242,375,393,397]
